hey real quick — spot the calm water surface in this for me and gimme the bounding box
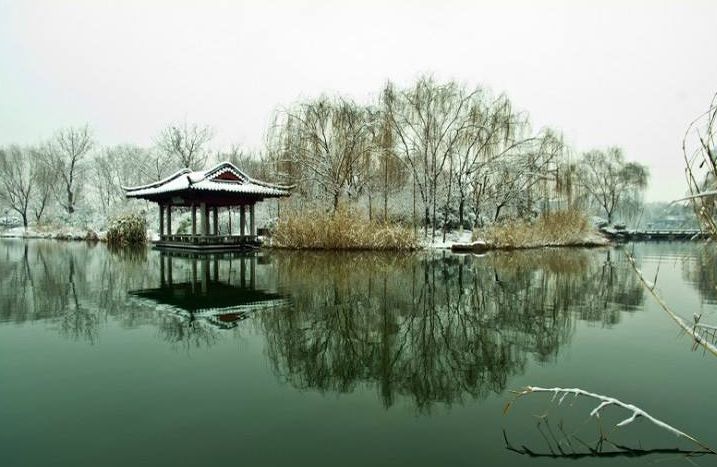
[2,240,717,466]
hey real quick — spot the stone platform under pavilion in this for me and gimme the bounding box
[123,161,291,252]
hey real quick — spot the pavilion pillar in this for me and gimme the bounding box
[166,203,172,236]
[240,205,246,237]
[212,206,219,236]
[167,256,173,285]
[159,204,165,238]
[191,258,197,293]
[249,203,256,237]
[201,256,209,294]
[228,207,232,235]
[250,255,256,289]
[191,205,197,236]
[201,202,208,237]
[160,253,166,286]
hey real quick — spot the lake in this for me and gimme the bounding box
[1,240,716,466]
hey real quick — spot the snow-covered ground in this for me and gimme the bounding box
[0,226,105,241]
[420,230,474,249]
[421,228,610,251]
[0,226,167,243]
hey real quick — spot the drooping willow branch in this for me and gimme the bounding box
[625,253,717,357]
[509,386,715,454]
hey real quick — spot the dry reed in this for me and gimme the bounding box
[474,210,603,249]
[272,206,419,251]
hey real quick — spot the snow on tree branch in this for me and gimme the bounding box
[625,253,717,358]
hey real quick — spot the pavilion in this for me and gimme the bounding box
[123,161,291,251]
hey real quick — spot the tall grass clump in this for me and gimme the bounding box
[106,212,147,246]
[474,209,603,249]
[272,206,418,251]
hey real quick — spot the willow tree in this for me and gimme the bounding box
[578,147,649,224]
[371,85,407,222]
[270,97,373,211]
[388,77,479,239]
[452,94,534,227]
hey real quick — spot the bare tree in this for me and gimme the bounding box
[93,144,149,215]
[41,125,94,215]
[519,128,565,215]
[31,153,53,223]
[270,97,373,211]
[139,147,181,182]
[156,122,213,170]
[215,144,269,179]
[374,87,408,222]
[452,94,529,227]
[388,77,479,239]
[577,147,649,224]
[0,146,35,228]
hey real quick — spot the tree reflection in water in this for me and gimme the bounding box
[261,249,645,410]
[1,240,646,408]
[682,244,717,305]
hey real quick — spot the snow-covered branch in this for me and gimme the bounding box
[625,253,717,357]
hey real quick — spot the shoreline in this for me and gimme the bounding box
[450,239,611,253]
[11,227,705,252]
[1,228,613,252]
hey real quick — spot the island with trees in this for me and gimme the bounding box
[0,77,650,251]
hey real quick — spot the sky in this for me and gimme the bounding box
[0,0,715,202]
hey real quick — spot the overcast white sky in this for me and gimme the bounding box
[1,0,715,201]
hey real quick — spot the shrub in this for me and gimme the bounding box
[106,212,147,246]
[272,205,418,251]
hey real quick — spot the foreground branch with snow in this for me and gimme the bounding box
[626,253,717,358]
[509,386,715,454]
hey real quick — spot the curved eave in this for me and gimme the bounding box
[125,184,291,202]
[123,161,293,202]
[121,168,192,192]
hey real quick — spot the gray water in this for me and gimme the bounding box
[1,240,716,466]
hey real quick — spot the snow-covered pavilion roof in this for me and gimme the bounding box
[128,282,290,330]
[123,161,291,203]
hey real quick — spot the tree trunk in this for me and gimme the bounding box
[431,181,437,242]
[368,191,373,221]
[383,155,389,222]
[424,206,430,238]
[458,196,465,229]
[412,177,417,236]
[67,188,74,214]
[494,203,504,222]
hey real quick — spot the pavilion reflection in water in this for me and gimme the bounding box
[130,251,289,329]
